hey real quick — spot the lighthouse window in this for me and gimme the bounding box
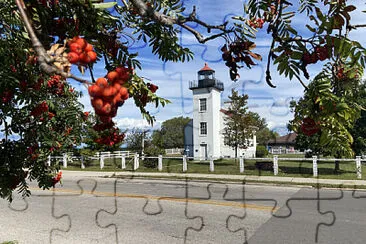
[200,122,207,135]
[199,98,207,112]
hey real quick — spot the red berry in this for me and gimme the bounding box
[67,52,80,64]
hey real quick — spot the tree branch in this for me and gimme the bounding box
[129,0,233,43]
[15,0,91,85]
[347,24,366,30]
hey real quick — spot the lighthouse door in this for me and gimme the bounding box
[200,144,207,160]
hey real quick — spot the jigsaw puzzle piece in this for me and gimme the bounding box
[50,178,117,244]
[248,186,343,243]
[96,177,204,243]
[183,180,286,244]
[0,190,70,244]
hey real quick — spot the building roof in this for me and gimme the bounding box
[219,108,233,117]
[199,63,214,72]
[268,133,297,145]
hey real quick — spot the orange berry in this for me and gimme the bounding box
[112,93,122,105]
[101,102,112,114]
[96,77,108,88]
[84,43,93,52]
[67,52,80,64]
[102,87,116,101]
[92,98,103,110]
[113,83,121,91]
[88,84,101,97]
[119,86,129,100]
[107,71,119,82]
[87,51,97,63]
[79,52,91,64]
[75,38,87,49]
[69,43,82,54]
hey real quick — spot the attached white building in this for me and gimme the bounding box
[184,63,256,159]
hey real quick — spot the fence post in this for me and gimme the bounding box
[209,156,214,172]
[239,156,244,173]
[81,156,85,169]
[134,154,139,170]
[356,156,362,179]
[47,155,51,167]
[63,153,67,168]
[100,154,104,169]
[158,155,163,171]
[273,155,278,176]
[183,155,187,172]
[312,156,318,177]
[121,154,126,169]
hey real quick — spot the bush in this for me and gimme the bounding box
[143,146,165,168]
[79,148,97,167]
[256,145,269,158]
[255,161,273,171]
[304,149,313,158]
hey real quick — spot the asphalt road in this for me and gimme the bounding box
[1,177,366,243]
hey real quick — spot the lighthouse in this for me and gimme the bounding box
[188,63,224,159]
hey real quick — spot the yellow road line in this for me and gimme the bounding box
[30,187,278,212]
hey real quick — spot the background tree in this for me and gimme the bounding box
[158,116,190,149]
[151,130,164,149]
[223,89,258,159]
[256,127,279,146]
[125,128,150,154]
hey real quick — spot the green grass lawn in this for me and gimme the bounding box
[62,154,365,180]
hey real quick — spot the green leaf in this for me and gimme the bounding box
[305,24,316,32]
[290,51,303,60]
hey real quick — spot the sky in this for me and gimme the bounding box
[69,0,366,136]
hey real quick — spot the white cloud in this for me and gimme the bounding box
[114,117,162,131]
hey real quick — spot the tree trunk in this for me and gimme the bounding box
[334,153,340,172]
[334,160,340,172]
[235,145,238,164]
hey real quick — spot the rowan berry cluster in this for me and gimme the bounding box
[88,67,131,125]
[51,171,62,188]
[67,37,97,65]
[248,18,265,29]
[94,128,125,146]
[301,118,320,136]
[30,101,49,117]
[0,89,13,104]
[221,41,257,80]
[47,75,64,95]
[302,46,332,66]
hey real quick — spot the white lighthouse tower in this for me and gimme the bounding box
[189,63,224,159]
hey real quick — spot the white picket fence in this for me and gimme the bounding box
[50,154,366,179]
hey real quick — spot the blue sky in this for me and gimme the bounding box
[70,0,366,136]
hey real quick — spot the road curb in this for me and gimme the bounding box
[61,170,366,190]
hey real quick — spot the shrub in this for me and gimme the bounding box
[79,148,97,167]
[304,149,313,158]
[255,161,273,171]
[256,145,269,158]
[143,145,165,168]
